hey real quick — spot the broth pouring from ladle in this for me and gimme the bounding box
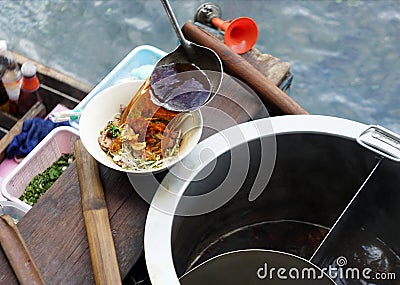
[149,0,223,112]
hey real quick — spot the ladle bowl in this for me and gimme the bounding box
[152,0,223,112]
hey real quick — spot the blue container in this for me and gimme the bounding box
[71,45,166,129]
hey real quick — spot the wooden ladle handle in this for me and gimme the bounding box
[75,139,122,285]
[182,22,308,115]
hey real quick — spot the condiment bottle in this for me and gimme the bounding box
[18,62,42,116]
[0,40,7,77]
[0,59,9,112]
[0,84,9,112]
[1,53,22,117]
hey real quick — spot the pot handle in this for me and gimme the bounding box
[357,125,400,162]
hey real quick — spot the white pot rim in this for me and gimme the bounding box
[144,115,367,285]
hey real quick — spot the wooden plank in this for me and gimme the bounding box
[0,102,46,162]
[0,85,82,123]
[75,140,122,284]
[201,74,266,140]
[0,215,44,285]
[194,23,291,87]
[0,130,7,140]
[39,85,81,112]
[0,111,18,130]
[11,51,93,96]
[37,76,89,103]
[0,162,148,284]
[241,48,291,87]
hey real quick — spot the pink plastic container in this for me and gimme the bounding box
[1,126,79,211]
[0,104,70,180]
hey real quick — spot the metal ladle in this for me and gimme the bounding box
[150,0,223,112]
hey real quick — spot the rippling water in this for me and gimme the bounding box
[1,0,400,131]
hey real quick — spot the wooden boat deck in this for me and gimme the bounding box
[0,30,296,283]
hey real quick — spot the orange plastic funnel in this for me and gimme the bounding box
[211,17,258,54]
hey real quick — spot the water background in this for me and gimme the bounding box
[1,0,400,131]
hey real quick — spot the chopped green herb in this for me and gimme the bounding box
[107,124,121,138]
[20,153,75,206]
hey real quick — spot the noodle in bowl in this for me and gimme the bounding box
[79,80,203,174]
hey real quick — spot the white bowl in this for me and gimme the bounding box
[79,80,203,174]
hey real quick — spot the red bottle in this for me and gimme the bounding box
[18,62,42,117]
[0,83,9,112]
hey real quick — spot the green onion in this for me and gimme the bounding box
[20,153,75,206]
[107,124,121,138]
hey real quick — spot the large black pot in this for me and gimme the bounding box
[145,115,400,284]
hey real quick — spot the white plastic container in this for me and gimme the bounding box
[1,126,79,212]
[0,200,28,223]
[70,45,166,129]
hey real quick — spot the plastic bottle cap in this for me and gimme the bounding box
[21,62,37,77]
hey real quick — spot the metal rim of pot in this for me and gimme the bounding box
[144,114,398,285]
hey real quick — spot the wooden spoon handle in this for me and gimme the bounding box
[182,22,308,115]
[0,215,45,285]
[74,139,122,285]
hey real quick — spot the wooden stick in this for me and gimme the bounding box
[74,139,122,285]
[0,215,45,285]
[182,22,308,115]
